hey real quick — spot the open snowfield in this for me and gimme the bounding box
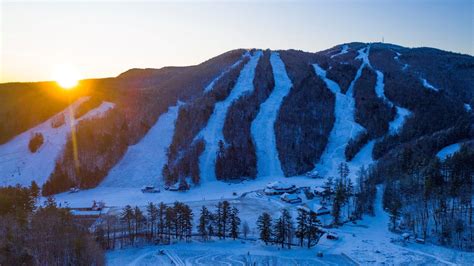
[197,51,262,182]
[100,103,181,188]
[251,52,292,178]
[0,98,114,187]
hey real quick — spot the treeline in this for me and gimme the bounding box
[380,145,474,250]
[0,184,104,265]
[96,200,244,250]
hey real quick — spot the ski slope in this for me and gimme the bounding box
[0,98,115,187]
[197,51,262,182]
[203,51,250,93]
[251,52,292,178]
[312,63,365,180]
[330,44,349,58]
[374,70,412,135]
[100,103,182,188]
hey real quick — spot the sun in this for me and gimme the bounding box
[53,65,80,89]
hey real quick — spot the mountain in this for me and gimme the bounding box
[0,43,472,193]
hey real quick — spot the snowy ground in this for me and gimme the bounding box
[0,98,114,187]
[105,186,474,266]
[197,51,262,182]
[251,52,292,178]
[100,103,181,188]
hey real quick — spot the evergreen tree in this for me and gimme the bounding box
[158,202,166,241]
[198,206,211,240]
[121,205,134,244]
[229,207,241,240]
[134,206,144,241]
[146,202,158,240]
[296,208,308,247]
[306,212,323,248]
[257,212,272,245]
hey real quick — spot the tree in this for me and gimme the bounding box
[338,162,350,180]
[146,202,158,240]
[157,202,166,241]
[273,209,293,249]
[30,181,40,200]
[133,206,144,242]
[121,205,134,244]
[306,212,323,248]
[229,207,241,240]
[296,208,309,247]
[257,212,272,245]
[198,206,211,240]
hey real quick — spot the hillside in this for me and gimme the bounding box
[0,42,473,251]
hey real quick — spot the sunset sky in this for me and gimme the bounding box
[1,0,472,83]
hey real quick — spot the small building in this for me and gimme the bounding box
[313,186,325,196]
[306,169,321,179]
[312,204,331,216]
[280,193,302,204]
[69,187,80,193]
[141,185,160,193]
[265,181,297,195]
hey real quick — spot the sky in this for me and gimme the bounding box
[0,0,472,83]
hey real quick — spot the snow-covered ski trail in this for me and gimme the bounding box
[0,98,115,187]
[198,51,263,182]
[100,103,182,188]
[312,63,365,180]
[374,70,411,135]
[421,77,439,91]
[203,51,250,93]
[330,44,349,58]
[251,52,292,178]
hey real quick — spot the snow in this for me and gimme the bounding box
[203,51,250,93]
[436,143,462,160]
[251,52,292,178]
[0,98,115,187]
[421,78,439,91]
[374,64,411,135]
[389,106,411,134]
[99,103,182,188]
[464,103,472,112]
[197,51,262,182]
[330,44,349,58]
[105,185,473,265]
[311,62,365,180]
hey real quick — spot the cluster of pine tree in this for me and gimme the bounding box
[0,182,104,265]
[197,200,241,240]
[381,145,474,250]
[257,208,324,249]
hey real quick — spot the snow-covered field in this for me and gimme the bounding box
[100,103,181,188]
[105,187,474,266]
[0,98,114,187]
[251,52,292,178]
[197,51,262,182]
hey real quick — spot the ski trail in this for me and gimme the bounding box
[100,103,182,188]
[198,51,263,182]
[204,51,250,93]
[421,78,439,91]
[374,70,412,135]
[312,64,365,179]
[330,44,349,58]
[251,52,292,178]
[0,98,114,187]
